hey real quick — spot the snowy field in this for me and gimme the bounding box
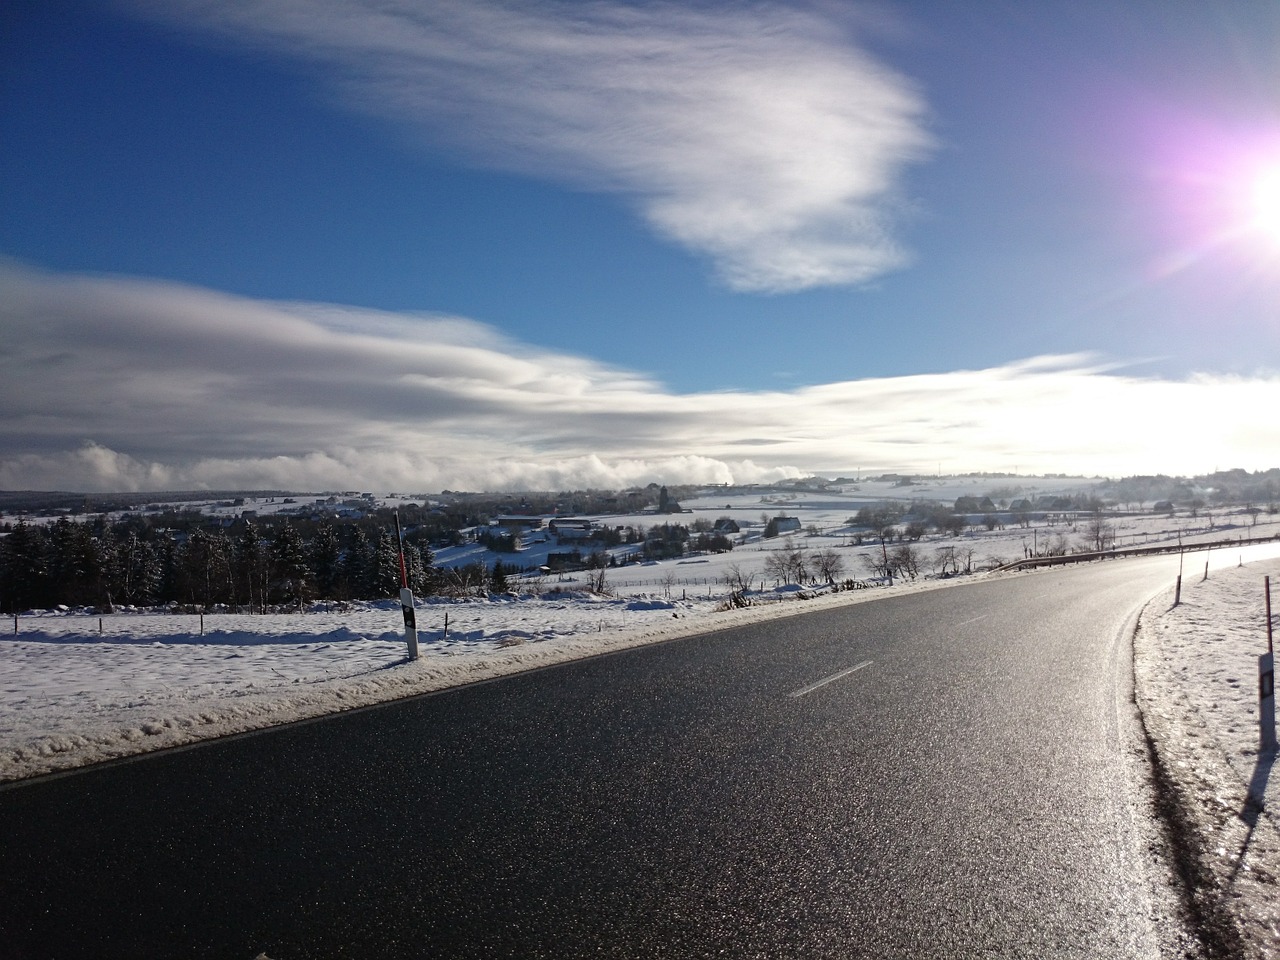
[1136,556,1280,957]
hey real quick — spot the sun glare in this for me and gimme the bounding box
[1250,166,1280,246]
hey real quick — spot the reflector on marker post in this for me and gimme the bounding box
[1261,652,1276,754]
[395,512,419,661]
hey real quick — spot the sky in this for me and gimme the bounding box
[1,0,1278,493]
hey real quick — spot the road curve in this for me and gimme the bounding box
[0,556,1198,958]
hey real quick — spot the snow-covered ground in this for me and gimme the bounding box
[1135,556,1280,957]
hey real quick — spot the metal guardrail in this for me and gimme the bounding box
[991,532,1280,573]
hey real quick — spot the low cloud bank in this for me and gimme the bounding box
[1,263,1276,491]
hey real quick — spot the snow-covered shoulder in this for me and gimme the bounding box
[1134,557,1280,957]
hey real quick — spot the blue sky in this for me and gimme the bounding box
[1,1,1278,492]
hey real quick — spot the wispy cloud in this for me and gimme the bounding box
[130,0,932,292]
[1,263,1276,492]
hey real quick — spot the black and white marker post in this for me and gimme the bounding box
[1261,575,1275,754]
[395,512,419,661]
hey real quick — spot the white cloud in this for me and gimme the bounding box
[1,263,1277,492]
[130,0,932,292]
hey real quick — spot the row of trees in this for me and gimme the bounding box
[863,543,982,580]
[848,502,979,542]
[742,539,986,588]
[639,523,734,560]
[0,517,433,613]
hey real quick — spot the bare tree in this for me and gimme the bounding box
[1081,510,1116,553]
[788,546,810,584]
[1045,533,1071,557]
[588,564,612,596]
[763,550,789,584]
[512,569,536,595]
[660,569,678,598]
[861,552,888,579]
[441,561,488,597]
[889,543,921,580]
[933,545,958,576]
[762,542,808,584]
[721,562,755,607]
[723,562,754,594]
[813,549,845,584]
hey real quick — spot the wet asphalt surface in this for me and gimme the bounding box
[0,558,1196,959]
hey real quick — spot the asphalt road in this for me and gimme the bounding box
[0,557,1197,959]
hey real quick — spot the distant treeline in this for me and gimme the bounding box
[0,503,741,613]
[1094,470,1279,510]
[0,489,298,516]
[0,512,448,614]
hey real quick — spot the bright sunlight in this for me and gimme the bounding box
[1250,165,1280,247]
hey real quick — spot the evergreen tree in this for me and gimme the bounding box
[94,531,119,610]
[156,537,180,606]
[235,523,270,612]
[47,518,103,607]
[177,528,215,606]
[372,529,402,598]
[115,530,161,606]
[0,520,49,612]
[209,530,235,606]
[343,527,374,599]
[490,559,509,593]
[310,522,342,599]
[404,543,427,595]
[271,522,312,609]
[414,539,434,595]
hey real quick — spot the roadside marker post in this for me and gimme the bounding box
[1261,577,1276,754]
[1267,576,1274,655]
[395,512,419,661]
[400,587,418,661]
